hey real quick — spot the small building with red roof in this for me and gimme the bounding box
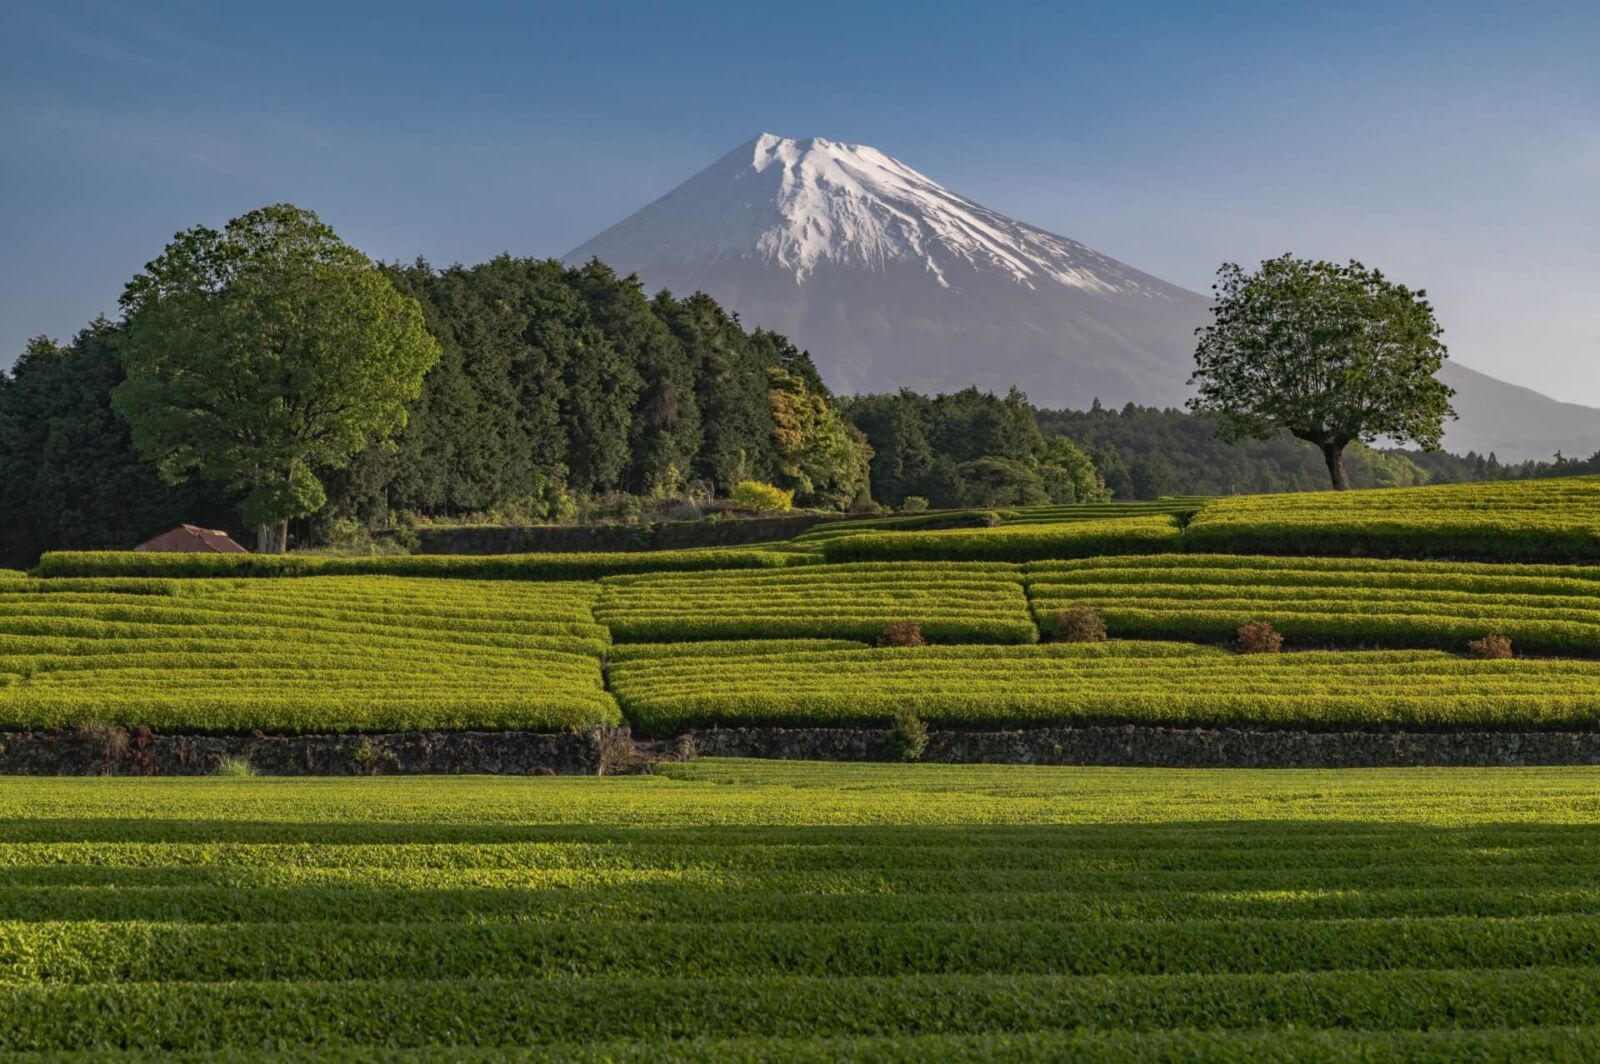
[135,524,249,554]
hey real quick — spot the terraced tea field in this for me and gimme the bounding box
[2,761,1599,1057]
[609,641,1600,734]
[0,577,619,732]
[596,562,1035,643]
[819,513,1184,563]
[1027,554,1600,653]
[1186,475,1600,562]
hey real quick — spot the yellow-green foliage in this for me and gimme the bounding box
[596,562,1036,643]
[1186,476,1600,562]
[820,514,1182,563]
[33,547,792,580]
[1027,553,1600,653]
[730,480,795,512]
[1,764,1600,1052]
[0,576,618,732]
[609,641,1600,734]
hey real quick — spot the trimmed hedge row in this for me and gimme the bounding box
[0,577,618,732]
[819,515,1183,564]
[1027,553,1600,652]
[1185,476,1600,562]
[6,913,1599,982]
[5,761,1600,1052]
[596,562,1035,644]
[34,547,793,580]
[609,641,1600,735]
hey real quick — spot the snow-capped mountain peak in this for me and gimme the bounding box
[572,133,1178,298]
[562,134,1600,460]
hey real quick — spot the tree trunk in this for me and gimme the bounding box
[254,522,289,554]
[1321,442,1351,491]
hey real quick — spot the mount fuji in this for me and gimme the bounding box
[567,134,1599,461]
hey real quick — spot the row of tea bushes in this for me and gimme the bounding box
[0,577,619,732]
[1026,553,1600,653]
[3,764,1599,1053]
[818,515,1183,564]
[595,563,1035,644]
[608,641,1600,735]
[1185,476,1600,563]
[791,499,1208,546]
[33,546,793,581]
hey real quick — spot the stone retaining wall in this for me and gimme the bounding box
[6,723,1600,775]
[686,724,1600,769]
[0,726,634,776]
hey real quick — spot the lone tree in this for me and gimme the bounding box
[1188,255,1454,490]
[114,204,439,552]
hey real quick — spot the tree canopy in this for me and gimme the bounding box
[113,204,440,551]
[1188,255,1455,489]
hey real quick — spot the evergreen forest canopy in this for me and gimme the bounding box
[2,222,1595,568]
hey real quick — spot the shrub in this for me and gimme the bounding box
[1023,553,1600,656]
[1236,621,1283,654]
[1468,633,1514,660]
[888,706,929,762]
[212,756,255,778]
[730,481,794,513]
[35,547,791,580]
[877,621,927,647]
[1048,607,1107,644]
[820,515,1182,564]
[900,496,929,514]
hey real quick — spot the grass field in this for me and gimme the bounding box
[2,760,1599,1056]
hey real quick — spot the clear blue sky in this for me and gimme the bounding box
[4,0,1597,403]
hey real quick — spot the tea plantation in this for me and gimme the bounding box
[3,762,1600,1056]
[3,477,1600,1056]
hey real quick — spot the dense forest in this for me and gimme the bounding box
[3,255,1595,568]
[1035,402,1596,500]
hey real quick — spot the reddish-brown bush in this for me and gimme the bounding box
[1467,632,1514,660]
[1049,607,1108,644]
[1236,621,1284,654]
[877,621,927,647]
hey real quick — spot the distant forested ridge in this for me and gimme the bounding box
[1036,401,1597,500]
[3,256,1594,567]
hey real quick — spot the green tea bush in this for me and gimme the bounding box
[608,641,1600,734]
[1025,553,1600,654]
[1184,476,1600,562]
[596,563,1036,644]
[0,576,619,732]
[35,547,793,581]
[2,765,1599,1054]
[819,515,1182,564]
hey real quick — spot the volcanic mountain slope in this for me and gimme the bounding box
[567,133,1598,460]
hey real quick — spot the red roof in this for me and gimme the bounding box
[135,524,249,554]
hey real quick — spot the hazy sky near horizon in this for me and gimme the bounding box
[3,0,1597,404]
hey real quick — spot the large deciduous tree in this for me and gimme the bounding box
[1188,255,1454,490]
[114,204,440,552]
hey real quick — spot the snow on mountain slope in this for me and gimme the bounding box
[581,134,1181,298]
[566,134,1599,461]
